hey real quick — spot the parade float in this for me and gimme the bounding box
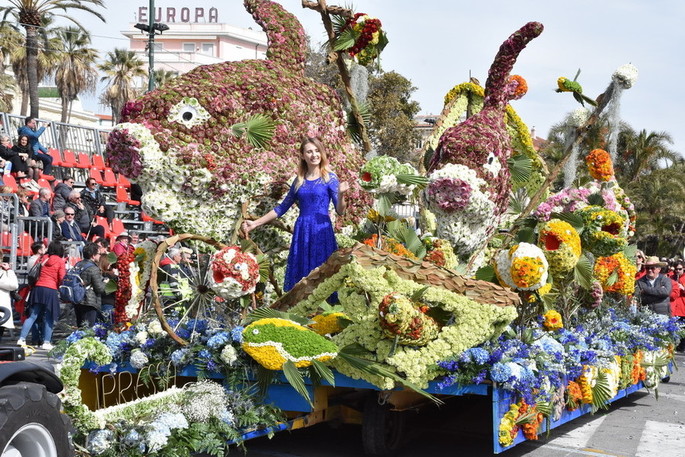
[52,1,682,456]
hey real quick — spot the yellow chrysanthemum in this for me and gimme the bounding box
[311,312,347,336]
[594,252,637,295]
[542,309,563,331]
[538,219,581,279]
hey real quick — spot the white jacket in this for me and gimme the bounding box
[0,269,18,329]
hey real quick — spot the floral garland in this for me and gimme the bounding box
[594,252,637,295]
[538,219,581,280]
[58,337,113,431]
[208,246,260,300]
[495,243,549,291]
[242,318,339,370]
[114,248,136,325]
[586,149,614,181]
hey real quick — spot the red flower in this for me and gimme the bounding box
[361,172,372,182]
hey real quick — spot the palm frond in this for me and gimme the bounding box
[386,220,426,258]
[507,154,532,184]
[244,307,310,326]
[311,360,336,386]
[590,369,613,412]
[573,254,594,290]
[282,361,312,406]
[231,114,275,149]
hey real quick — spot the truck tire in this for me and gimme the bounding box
[362,393,406,456]
[0,382,73,457]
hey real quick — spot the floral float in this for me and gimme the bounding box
[208,246,261,299]
[537,219,581,279]
[359,155,418,196]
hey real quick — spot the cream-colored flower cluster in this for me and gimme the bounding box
[495,243,549,291]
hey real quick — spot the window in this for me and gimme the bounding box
[182,43,195,52]
[200,43,214,56]
[152,42,164,51]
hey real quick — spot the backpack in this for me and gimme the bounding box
[59,261,94,305]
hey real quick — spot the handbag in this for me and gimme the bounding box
[27,258,46,287]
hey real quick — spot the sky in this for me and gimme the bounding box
[65,0,685,155]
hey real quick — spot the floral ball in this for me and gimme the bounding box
[594,252,637,295]
[378,292,440,346]
[208,246,260,300]
[542,310,563,331]
[538,219,581,279]
[586,149,614,181]
[359,156,417,196]
[577,206,627,257]
[495,243,549,291]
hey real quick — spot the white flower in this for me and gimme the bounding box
[612,63,638,89]
[130,349,149,369]
[220,345,238,365]
[146,423,171,452]
[135,331,148,345]
[568,107,590,127]
[147,320,164,337]
[155,412,189,430]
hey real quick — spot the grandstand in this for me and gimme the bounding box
[0,111,170,278]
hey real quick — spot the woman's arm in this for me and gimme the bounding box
[243,210,278,235]
[336,181,349,215]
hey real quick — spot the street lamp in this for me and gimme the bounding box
[134,0,169,92]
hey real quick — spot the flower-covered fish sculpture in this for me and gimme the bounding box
[426,22,544,259]
[106,0,370,239]
[242,318,338,370]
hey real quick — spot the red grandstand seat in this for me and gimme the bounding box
[91,154,106,170]
[36,170,55,181]
[116,173,131,189]
[101,168,117,188]
[111,218,125,236]
[60,150,78,168]
[89,168,104,185]
[75,152,91,169]
[116,186,139,205]
[96,216,111,235]
[141,212,164,225]
[2,175,18,192]
[48,148,63,167]
[0,231,11,250]
[17,232,34,257]
[36,178,51,189]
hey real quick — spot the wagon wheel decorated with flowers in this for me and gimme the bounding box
[149,233,264,345]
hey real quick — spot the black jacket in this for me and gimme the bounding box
[637,274,672,316]
[76,260,106,311]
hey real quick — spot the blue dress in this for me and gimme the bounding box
[275,173,339,291]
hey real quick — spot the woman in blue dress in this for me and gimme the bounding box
[243,137,348,291]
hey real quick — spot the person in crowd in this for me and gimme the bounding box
[11,134,40,189]
[61,207,85,243]
[65,190,104,240]
[53,174,75,211]
[98,251,117,323]
[179,246,194,278]
[50,210,66,242]
[159,248,183,303]
[81,178,114,225]
[73,242,105,328]
[0,135,12,162]
[112,232,133,257]
[0,261,18,342]
[15,189,30,217]
[94,238,110,256]
[670,260,685,351]
[27,241,46,270]
[17,240,66,350]
[0,186,13,217]
[242,136,348,292]
[636,256,672,316]
[635,250,646,280]
[29,187,51,218]
[17,117,53,175]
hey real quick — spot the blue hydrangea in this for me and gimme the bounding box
[207,332,230,349]
[171,348,190,367]
[231,326,244,343]
[467,347,489,365]
[490,362,512,383]
[156,412,189,430]
[66,330,85,344]
[198,349,212,360]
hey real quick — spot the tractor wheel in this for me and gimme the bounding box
[361,393,406,456]
[0,382,73,457]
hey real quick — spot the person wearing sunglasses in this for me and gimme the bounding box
[636,256,672,317]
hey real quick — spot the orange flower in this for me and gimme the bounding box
[586,149,614,181]
[509,75,528,99]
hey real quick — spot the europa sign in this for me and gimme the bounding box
[138,7,219,23]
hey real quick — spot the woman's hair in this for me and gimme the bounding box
[98,253,113,273]
[47,240,65,257]
[294,136,331,191]
[0,185,12,194]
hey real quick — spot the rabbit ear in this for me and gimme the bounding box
[245,0,307,74]
[484,22,544,109]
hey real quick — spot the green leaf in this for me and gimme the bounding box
[347,101,372,144]
[573,254,594,290]
[244,307,310,326]
[587,193,605,206]
[551,212,585,232]
[605,271,619,287]
[395,174,429,189]
[108,252,119,264]
[516,226,536,244]
[333,27,357,51]
[104,278,118,295]
[475,264,499,283]
[282,361,312,406]
[591,369,612,412]
[410,286,430,302]
[624,244,638,260]
[386,220,426,259]
[231,114,275,149]
[255,365,275,400]
[377,193,401,218]
[311,360,335,386]
[507,154,532,184]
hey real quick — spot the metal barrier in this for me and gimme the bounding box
[0,112,110,158]
[0,193,19,269]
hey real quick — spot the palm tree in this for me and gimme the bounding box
[54,26,98,123]
[0,0,105,118]
[615,128,678,185]
[0,72,17,112]
[152,69,177,89]
[98,49,147,124]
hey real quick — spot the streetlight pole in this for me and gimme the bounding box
[148,0,156,92]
